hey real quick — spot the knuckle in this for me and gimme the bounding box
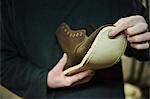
[127,29,131,35]
[142,23,148,29]
[129,15,145,24]
[131,43,136,48]
[122,22,128,28]
[135,15,145,22]
[133,37,138,42]
[134,15,142,19]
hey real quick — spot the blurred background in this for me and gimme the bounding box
[122,1,149,98]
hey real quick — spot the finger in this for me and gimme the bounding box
[74,71,95,85]
[114,15,145,26]
[67,70,93,84]
[130,42,149,50]
[127,32,150,43]
[109,21,131,37]
[72,73,95,86]
[127,23,148,36]
[54,53,67,71]
[114,17,127,26]
[110,15,146,37]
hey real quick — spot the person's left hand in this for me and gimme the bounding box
[109,15,150,50]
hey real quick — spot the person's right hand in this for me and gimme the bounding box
[47,53,94,88]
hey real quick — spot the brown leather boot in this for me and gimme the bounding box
[56,23,105,69]
[56,23,127,75]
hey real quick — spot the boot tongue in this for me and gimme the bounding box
[75,25,106,62]
[76,24,113,60]
[87,24,113,42]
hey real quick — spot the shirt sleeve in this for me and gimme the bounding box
[1,0,49,98]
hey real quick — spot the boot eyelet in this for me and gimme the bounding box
[69,33,73,37]
[67,31,70,35]
[76,33,79,37]
[64,28,68,32]
[72,34,76,38]
[79,32,83,36]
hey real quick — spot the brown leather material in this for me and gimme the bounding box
[56,23,106,69]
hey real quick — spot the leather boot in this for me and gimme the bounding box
[56,23,106,69]
[56,23,127,75]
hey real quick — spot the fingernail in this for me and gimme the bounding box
[146,42,149,48]
[63,53,66,57]
[113,23,117,26]
[108,31,115,39]
[110,31,115,36]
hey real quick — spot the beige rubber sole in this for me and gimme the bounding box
[64,26,127,75]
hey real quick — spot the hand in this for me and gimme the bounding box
[47,53,95,88]
[71,71,95,87]
[109,15,150,50]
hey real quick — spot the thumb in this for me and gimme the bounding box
[54,53,67,71]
